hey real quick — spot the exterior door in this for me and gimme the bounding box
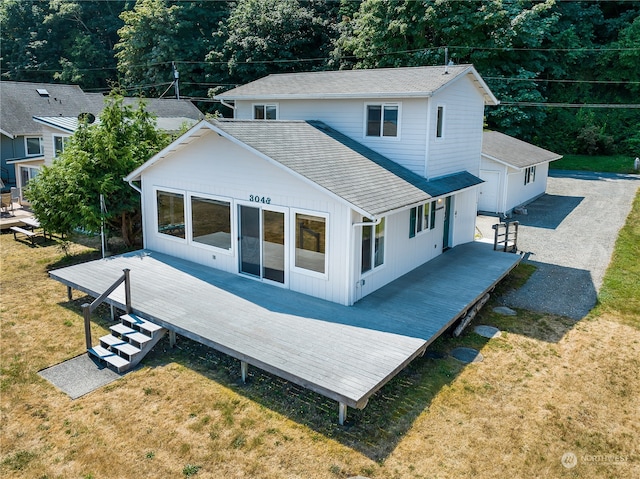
[443,196,452,251]
[479,170,500,213]
[238,205,286,284]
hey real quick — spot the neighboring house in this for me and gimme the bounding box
[125,65,499,305]
[479,130,562,215]
[0,81,204,200]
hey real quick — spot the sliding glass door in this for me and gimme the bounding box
[238,205,286,284]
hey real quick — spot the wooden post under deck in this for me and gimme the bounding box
[82,303,92,350]
[241,361,248,383]
[169,330,177,348]
[338,402,347,425]
[67,286,73,301]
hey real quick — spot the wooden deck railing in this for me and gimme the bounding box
[492,221,519,253]
[82,269,131,349]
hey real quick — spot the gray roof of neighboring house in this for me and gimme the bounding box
[482,131,562,169]
[0,81,104,137]
[0,81,203,137]
[216,65,498,105]
[128,119,482,218]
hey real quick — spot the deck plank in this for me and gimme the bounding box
[49,242,520,409]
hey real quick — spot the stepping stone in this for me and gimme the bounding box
[450,347,484,364]
[474,325,502,339]
[493,306,517,316]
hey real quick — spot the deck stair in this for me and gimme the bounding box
[88,313,166,373]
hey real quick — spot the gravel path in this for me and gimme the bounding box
[478,170,639,319]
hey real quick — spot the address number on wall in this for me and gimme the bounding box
[249,195,271,204]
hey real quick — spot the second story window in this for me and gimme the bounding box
[436,105,445,139]
[366,104,398,137]
[54,135,69,157]
[253,104,277,120]
[25,136,43,156]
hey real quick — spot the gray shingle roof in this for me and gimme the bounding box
[216,65,498,105]
[0,81,203,137]
[0,81,104,136]
[482,131,562,169]
[132,119,481,217]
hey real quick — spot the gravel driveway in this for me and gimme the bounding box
[477,170,639,319]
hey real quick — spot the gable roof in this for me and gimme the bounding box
[127,119,482,218]
[482,131,562,169]
[0,81,204,138]
[216,65,498,105]
[0,81,104,137]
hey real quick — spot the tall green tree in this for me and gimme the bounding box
[210,0,339,88]
[334,0,559,139]
[0,1,125,89]
[116,0,229,99]
[26,94,171,247]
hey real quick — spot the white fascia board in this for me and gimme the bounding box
[0,128,15,139]
[7,156,44,165]
[482,153,562,170]
[433,65,499,106]
[32,117,76,133]
[482,153,520,170]
[124,119,214,182]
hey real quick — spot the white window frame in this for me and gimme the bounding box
[361,217,386,276]
[364,102,401,139]
[290,208,329,280]
[435,105,445,140]
[252,103,279,120]
[25,136,43,156]
[187,192,235,255]
[19,165,40,189]
[154,186,187,243]
[53,135,70,157]
[409,202,435,238]
[524,166,536,185]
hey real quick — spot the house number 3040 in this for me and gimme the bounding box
[249,195,271,204]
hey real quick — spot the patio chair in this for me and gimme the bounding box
[1,192,13,215]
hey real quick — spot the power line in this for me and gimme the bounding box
[499,102,640,109]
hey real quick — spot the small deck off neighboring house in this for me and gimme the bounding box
[479,131,562,216]
[50,242,520,424]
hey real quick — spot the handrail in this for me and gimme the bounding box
[82,269,131,349]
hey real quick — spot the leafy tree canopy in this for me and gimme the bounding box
[26,94,172,247]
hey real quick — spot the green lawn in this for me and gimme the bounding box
[551,154,638,174]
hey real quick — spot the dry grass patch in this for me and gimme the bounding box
[1,221,639,478]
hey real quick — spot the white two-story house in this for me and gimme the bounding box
[125,65,498,306]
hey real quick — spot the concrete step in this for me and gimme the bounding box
[88,345,130,373]
[120,313,164,337]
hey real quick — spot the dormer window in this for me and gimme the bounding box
[366,103,399,138]
[253,104,277,120]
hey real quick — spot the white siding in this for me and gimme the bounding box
[426,75,485,179]
[234,98,429,176]
[139,130,352,305]
[505,162,549,212]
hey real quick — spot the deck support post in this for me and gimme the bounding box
[338,402,347,425]
[110,304,116,321]
[82,303,92,350]
[169,330,176,348]
[241,361,248,383]
[67,286,73,301]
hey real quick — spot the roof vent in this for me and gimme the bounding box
[36,88,50,97]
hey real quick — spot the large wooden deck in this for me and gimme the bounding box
[49,241,520,421]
